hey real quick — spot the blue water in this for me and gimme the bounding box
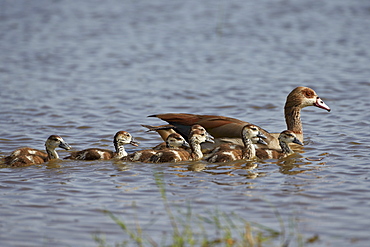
[1,0,370,246]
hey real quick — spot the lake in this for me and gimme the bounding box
[1,0,369,246]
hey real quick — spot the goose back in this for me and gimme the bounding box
[149,87,330,150]
[128,133,189,163]
[64,131,138,160]
[149,129,211,163]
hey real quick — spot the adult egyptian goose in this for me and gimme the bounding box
[206,124,266,163]
[256,130,303,159]
[64,131,138,160]
[149,86,330,150]
[142,124,214,150]
[128,133,189,162]
[4,135,71,167]
[150,129,213,163]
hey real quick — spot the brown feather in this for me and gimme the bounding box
[4,135,70,167]
[65,148,114,160]
[151,113,275,148]
[150,87,330,150]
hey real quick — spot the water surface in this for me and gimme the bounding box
[1,0,370,246]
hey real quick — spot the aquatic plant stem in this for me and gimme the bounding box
[154,173,182,244]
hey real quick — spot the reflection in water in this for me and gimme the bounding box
[187,162,207,172]
[163,155,327,183]
[53,151,330,183]
[112,161,131,171]
[277,154,328,175]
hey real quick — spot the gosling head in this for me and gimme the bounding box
[251,136,268,145]
[189,129,214,145]
[242,124,267,141]
[114,131,139,147]
[166,133,189,149]
[278,130,303,146]
[45,135,71,150]
[191,124,214,143]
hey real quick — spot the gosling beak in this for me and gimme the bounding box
[314,97,331,112]
[257,138,268,145]
[182,141,190,148]
[293,138,303,146]
[130,138,140,147]
[206,133,215,143]
[59,141,71,150]
[257,131,267,139]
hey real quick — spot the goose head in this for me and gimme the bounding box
[114,131,139,147]
[286,87,331,112]
[251,136,268,145]
[191,124,214,143]
[278,130,303,146]
[166,133,190,149]
[242,124,267,144]
[189,129,214,145]
[45,135,71,151]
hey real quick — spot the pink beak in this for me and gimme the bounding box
[314,97,331,112]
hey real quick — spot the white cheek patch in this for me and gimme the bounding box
[303,98,316,107]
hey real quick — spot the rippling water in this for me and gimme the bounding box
[1,0,370,246]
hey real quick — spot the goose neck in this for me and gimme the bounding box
[279,141,294,155]
[46,148,59,160]
[190,142,203,160]
[115,144,128,158]
[284,105,303,134]
[242,139,256,159]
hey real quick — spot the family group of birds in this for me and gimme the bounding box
[2,87,331,167]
